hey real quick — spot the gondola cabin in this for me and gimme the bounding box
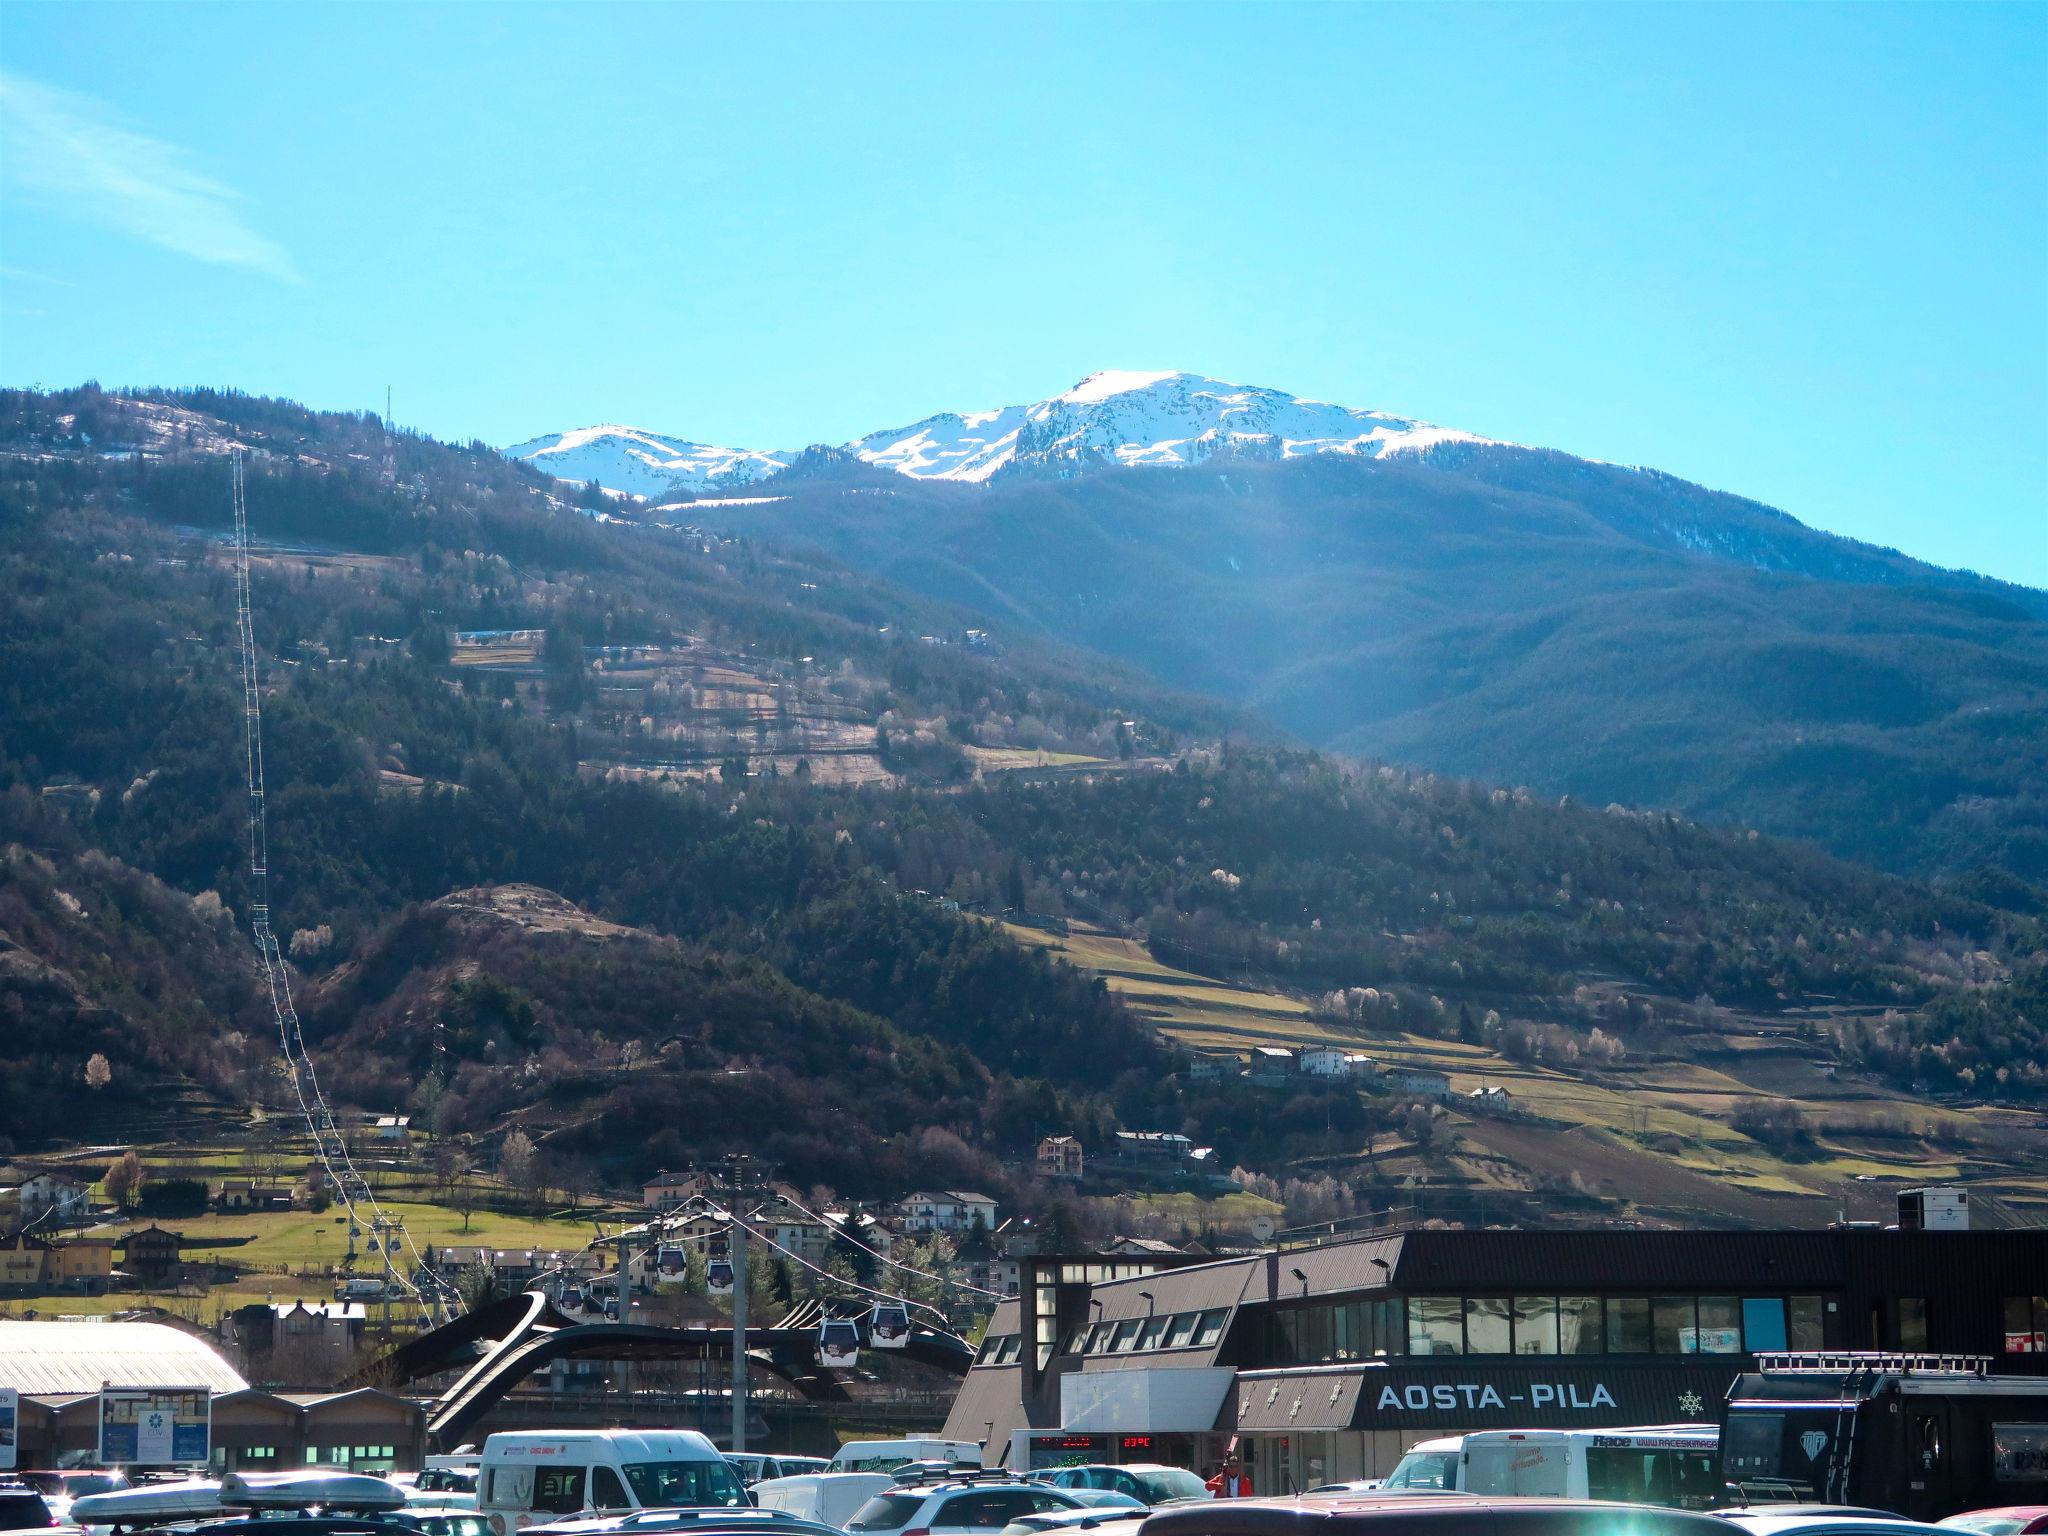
[870,1304,911,1349]
[818,1318,861,1368]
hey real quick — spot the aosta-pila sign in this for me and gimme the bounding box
[1349,1361,1740,1430]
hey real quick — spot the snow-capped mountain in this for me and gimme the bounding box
[502,424,792,498]
[850,370,1496,482]
[507,371,1498,497]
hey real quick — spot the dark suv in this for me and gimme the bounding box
[0,1482,58,1531]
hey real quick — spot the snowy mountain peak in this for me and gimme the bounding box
[503,424,792,499]
[507,372,1500,497]
[1058,369,1185,404]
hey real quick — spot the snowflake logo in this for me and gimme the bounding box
[1678,1391,1704,1417]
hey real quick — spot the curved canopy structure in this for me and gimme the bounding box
[343,1291,975,1451]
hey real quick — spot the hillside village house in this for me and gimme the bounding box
[216,1180,292,1211]
[44,1237,113,1293]
[1300,1047,1378,1079]
[18,1171,90,1225]
[1036,1136,1085,1181]
[1113,1131,1195,1167]
[0,1234,49,1289]
[372,1115,411,1143]
[900,1191,998,1235]
[1248,1046,1298,1084]
[232,1300,369,1366]
[1384,1065,1452,1100]
[641,1170,713,1210]
[120,1225,184,1287]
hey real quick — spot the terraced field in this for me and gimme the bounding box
[1007,922,2048,1226]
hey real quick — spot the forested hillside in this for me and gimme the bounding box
[689,447,2048,881]
[1,386,2040,1218]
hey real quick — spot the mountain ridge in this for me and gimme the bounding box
[506,368,1498,495]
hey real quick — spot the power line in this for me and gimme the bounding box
[228,449,453,1319]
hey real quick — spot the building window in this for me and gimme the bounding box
[1559,1296,1603,1354]
[1789,1294,1825,1350]
[2003,1295,2047,1354]
[1191,1308,1230,1347]
[1742,1297,1787,1352]
[1137,1315,1169,1350]
[1465,1296,1512,1354]
[1695,1296,1742,1353]
[1606,1296,1651,1354]
[1109,1318,1143,1352]
[1652,1296,1697,1354]
[1900,1297,1930,1351]
[1409,1296,1463,1356]
[1513,1296,1559,1355]
[1164,1312,1199,1349]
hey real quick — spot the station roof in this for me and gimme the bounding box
[0,1319,248,1395]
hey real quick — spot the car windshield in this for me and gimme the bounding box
[1135,1472,1207,1503]
[1382,1452,1457,1491]
[848,1495,928,1531]
[622,1462,748,1508]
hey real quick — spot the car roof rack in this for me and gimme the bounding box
[1754,1350,1992,1376]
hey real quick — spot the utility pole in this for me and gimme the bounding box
[729,1197,748,1452]
[724,1154,764,1454]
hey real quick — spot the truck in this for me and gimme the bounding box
[1721,1351,2048,1518]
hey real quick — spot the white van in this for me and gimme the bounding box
[1459,1426,1720,1507]
[825,1440,983,1474]
[479,1430,749,1533]
[1380,1435,1464,1491]
[751,1472,895,1527]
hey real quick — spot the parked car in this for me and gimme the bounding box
[724,1460,826,1489]
[0,1481,58,1532]
[846,1478,1082,1536]
[384,1508,492,1536]
[1140,1495,1742,1536]
[751,1473,895,1529]
[1027,1467,1211,1506]
[996,1512,1149,1536]
[523,1512,840,1536]
[1940,1514,2048,1536]
[16,1472,127,1527]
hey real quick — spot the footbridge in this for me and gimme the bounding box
[343,1293,975,1451]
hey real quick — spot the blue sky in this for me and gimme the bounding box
[3,2,2043,585]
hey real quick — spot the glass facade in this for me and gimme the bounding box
[1255,1297,1406,1365]
[1391,1292,1830,1359]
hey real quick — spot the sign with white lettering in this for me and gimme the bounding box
[1316,1361,1744,1431]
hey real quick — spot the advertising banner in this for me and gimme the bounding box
[0,1386,17,1470]
[98,1387,211,1466]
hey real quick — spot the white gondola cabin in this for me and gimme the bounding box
[817,1317,861,1368]
[868,1302,911,1349]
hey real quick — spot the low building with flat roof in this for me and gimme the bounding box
[942,1222,2048,1484]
